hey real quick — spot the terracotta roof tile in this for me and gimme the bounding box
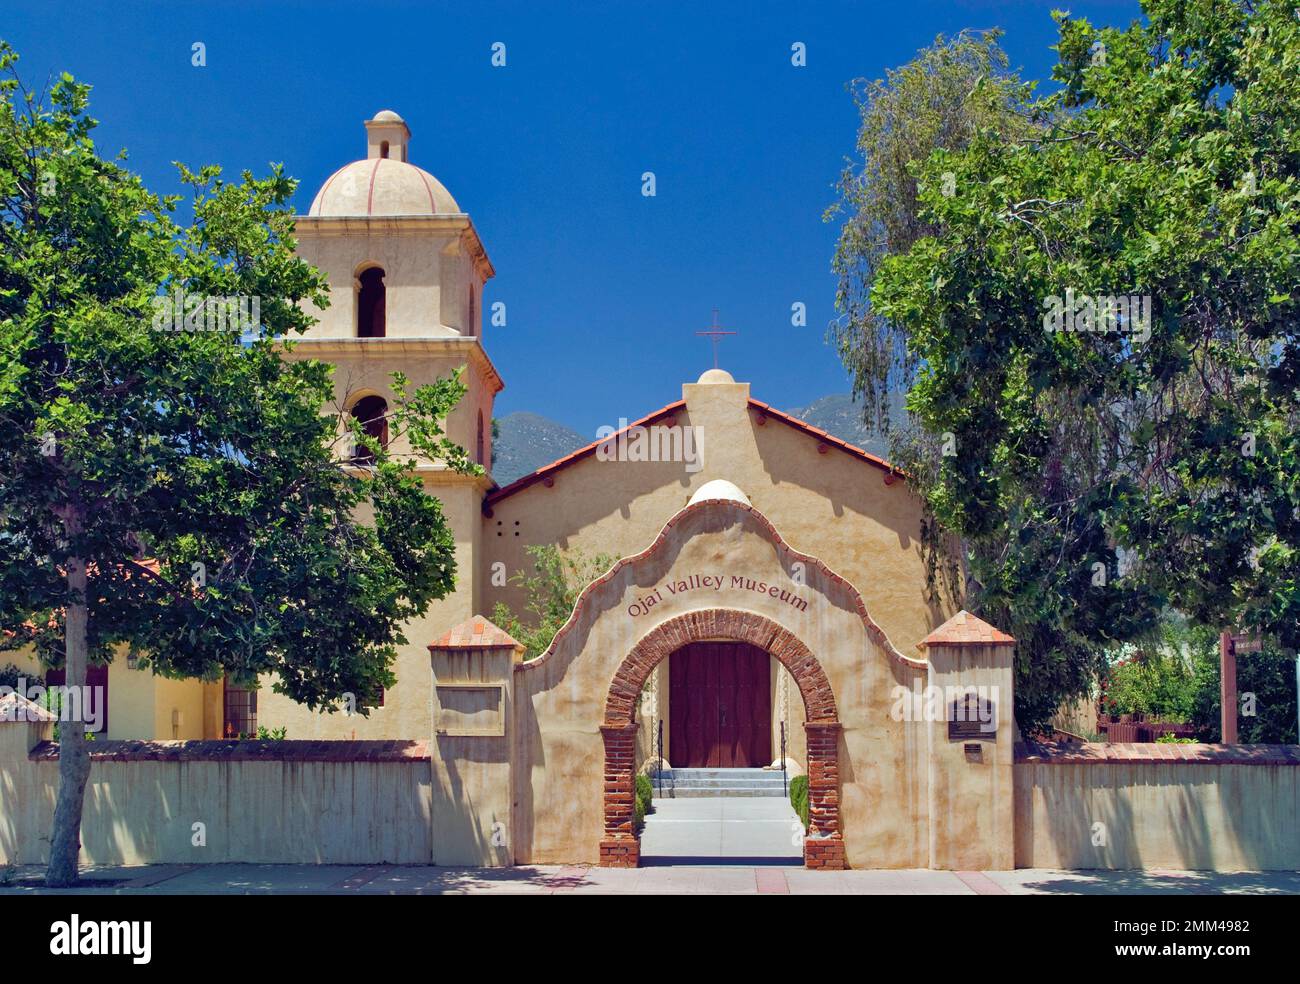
[922,610,1015,646]
[429,615,524,652]
[27,739,430,762]
[746,399,900,476]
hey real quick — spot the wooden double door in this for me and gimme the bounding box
[669,641,772,768]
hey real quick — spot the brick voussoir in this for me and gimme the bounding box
[600,608,843,869]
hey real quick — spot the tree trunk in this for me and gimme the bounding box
[45,551,91,887]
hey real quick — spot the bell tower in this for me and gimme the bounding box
[289,108,500,482]
[265,110,502,740]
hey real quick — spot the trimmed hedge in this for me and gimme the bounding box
[635,773,654,830]
[789,773,809,829]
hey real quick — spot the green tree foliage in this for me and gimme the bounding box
[1187,637,1298,743]
[1101,647,1198,722]
[0,45,478,884]
[828,30,1034,440]
[1100,619,1296,742]
[841,2,1300,731]
[491,544,615,660]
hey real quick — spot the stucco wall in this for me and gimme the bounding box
[483,379,949,667]
[294,221,488,341]
[1014,744,1300,871]
[0,728,432,866]
[509,497,930,868]
[258,477,484,741]
[1,646,212,741]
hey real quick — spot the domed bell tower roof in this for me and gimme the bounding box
[308,110,462,217]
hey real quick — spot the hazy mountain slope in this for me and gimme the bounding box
[491,411,587,486]
[783,393,903,462]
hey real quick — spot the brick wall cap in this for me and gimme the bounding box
[1015,740,1300,766]
[28,738,430,763]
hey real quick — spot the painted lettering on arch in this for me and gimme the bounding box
[626,571,810,617]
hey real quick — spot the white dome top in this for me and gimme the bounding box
[689,479,751,506]
[696,368,736,384]
[309,158,461,217]
[307,111,461,217]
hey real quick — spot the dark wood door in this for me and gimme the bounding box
[669,642,772,767]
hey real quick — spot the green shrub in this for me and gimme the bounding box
[789,774,809,830]
[1100,646,1197,722]
[491,545,616,660]
[634,773,654,830]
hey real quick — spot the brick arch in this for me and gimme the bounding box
[599,609,845,870]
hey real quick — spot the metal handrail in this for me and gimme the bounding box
[780,720,787,797]
[656,718,664,798]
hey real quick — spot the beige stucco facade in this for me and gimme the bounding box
[249,109,951,763]
[4,110,1297,874]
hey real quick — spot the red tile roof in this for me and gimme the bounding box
[922,610,1015,646]
[485,400,686,508]
[746,399,898,475]
[483,395,903,509]
[429,615,523,652]
[28,739,430,762]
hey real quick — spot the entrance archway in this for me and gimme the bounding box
[600,609,845,869]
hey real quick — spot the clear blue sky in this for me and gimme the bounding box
[4,0,1142,437]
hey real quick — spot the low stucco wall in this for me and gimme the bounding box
[1014,742,1300,871]
[0,729,433,866]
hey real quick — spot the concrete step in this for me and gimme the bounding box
[660,769,784,780]
[652,786,787,799]
[649,767,792,799]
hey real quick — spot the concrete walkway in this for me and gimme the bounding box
[3,863,1299,895]
[640,796,804,864]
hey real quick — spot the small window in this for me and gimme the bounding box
[357,267,386,338]
[476,411,485,465]
[350,395,389,465]
[380,140,390,159]
[223,678,257,738]
[468,285,477,335]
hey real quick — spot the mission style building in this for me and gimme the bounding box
[7,111,1295,876]
[12,112,1030,870]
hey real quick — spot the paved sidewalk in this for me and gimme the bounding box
[640,797,804,863]
[3,863,1299,895]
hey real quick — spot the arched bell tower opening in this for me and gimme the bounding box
[348,394,389,464]
[599,610,844,870]
[356,266,386,338]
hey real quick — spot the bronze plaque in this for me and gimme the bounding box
[948,694,996,741]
